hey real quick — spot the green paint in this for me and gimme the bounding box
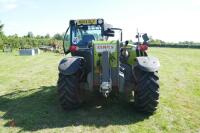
[93,41,118,74]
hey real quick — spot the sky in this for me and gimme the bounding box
[0,0,200,42]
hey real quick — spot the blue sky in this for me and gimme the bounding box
[0,0,200,42]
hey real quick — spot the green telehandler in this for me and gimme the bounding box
[57,19,160,113]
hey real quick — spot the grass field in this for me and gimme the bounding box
[0,48,200,133]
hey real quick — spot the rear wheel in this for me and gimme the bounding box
[57,72,83,110]
[133,67,159,114]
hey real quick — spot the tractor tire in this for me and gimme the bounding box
[134,67,159,114]
[57,72,83,110]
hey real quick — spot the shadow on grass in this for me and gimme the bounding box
[0,86,150,131]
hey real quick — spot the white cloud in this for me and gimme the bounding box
[193,0,200,5]
[5,3,17,10]
[0,0,17,12]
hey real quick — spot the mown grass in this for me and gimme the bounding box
[0,48,200,133]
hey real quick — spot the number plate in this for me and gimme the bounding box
[77,19,97,25]
[95,44,116,53]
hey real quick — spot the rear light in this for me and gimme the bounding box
[138,44,148,52]
[69,45,79,52]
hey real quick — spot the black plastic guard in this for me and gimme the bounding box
[136,56,160,72]
[58,56,84,75]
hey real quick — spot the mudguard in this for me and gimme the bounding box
[58,56,84,75]
[136,56,160,72]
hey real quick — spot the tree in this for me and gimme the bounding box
[45,34,50,38]
[0,21,5,49]
[0,38,3,49]
[53,33,63,40]
[0,22,4,34]
[148,36,165,45]
[0,21,5,42]
[27,32,34,38]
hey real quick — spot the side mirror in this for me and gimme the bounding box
[142,33,149,42]
[103,29,115,37]
[125,40,129,46]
